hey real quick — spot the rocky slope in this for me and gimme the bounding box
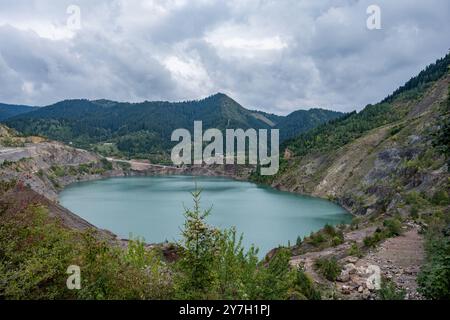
[2,93,343,162]
[272,74,449,217]
[0,124,251,199]
[1,57,449,300]
[262,68,450,299]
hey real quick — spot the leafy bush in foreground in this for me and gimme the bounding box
[0,190,324,300]
[363,218,403,248]
[0,205,173,299]
[174,189,297,299]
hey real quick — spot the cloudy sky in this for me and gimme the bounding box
[0,0,449,114]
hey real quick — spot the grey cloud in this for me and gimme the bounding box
[0,0,449,113]
[0,25,175,105]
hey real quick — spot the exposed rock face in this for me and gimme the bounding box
[1,186,100,232]
[0,128,257,261]
[283,76,449,300]
[1,75,448,300]
[271,76,450,216]
[1,141,106,201]
[1,138,253,203]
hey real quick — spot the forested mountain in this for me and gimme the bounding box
[2,93,343,161]
[382,53,450,103]
[0,103,38,121]
[250,53,450,299]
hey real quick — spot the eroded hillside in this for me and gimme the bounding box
[271,75,449,217]
[255,62,450,300]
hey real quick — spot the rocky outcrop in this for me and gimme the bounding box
[271,76,450,217]
[335,227,424,300]
[280,76,449,300]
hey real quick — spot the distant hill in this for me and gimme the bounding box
[251,52,450,218]
[249,53,450,300]
[283,53,450,158]
[2,93,344,161]
[0,103,38,121]
[277,108,345,142]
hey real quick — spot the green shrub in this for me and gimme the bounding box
[100,158,113,171]
[323,224,337,236]
[431,190,450,206]
[174,190,298,300]
[0,205,77,299]
[348,243,363,258]
[389,125,404,136]
[418,215,450,299]
[309,232,326,247]
[50,165,66,177]
[377,278,405,300]
[0,205,173,300]
[418,257,450,299]
[384,218,403,237]
[404,191,429,208]
[410,206,419,219]
[0,179,16,194]
[363,230,384,248]
[254,248,294,300]
[68,166,79,176]
[363,219,403,248]
[0,160,14,168]
[331,236,344,247]
[314,257,342,281]
[363,235,376,247]
[291,268,321,300]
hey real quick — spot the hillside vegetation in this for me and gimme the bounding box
[251,53,450,299]
[0,103,37,121]
[252,53,449,216]
[1,53,449,300]
[0,185,325,300]
[2,94,343,162]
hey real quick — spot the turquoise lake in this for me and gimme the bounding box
[59,176,351,256]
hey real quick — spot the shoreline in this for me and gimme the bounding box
[54,162,354,256]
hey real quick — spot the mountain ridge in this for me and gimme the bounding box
[0,103,38,121]
[1,93,344,161]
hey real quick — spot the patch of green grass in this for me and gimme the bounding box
[363,218,403,248]
[50,165,66,177]
[348,243,363,258]
[418,213,450,299]
[383,218,403,236]
[314,257,342,281]
[290,268,321,300]
[430,190,450,206]
[404,191,430,208]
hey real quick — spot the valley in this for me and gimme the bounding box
[1,94,344,163]
[0,53,449,300]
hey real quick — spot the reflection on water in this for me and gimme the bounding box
[60,176,352,257]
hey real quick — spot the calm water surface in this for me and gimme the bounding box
[59,176,351,256]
